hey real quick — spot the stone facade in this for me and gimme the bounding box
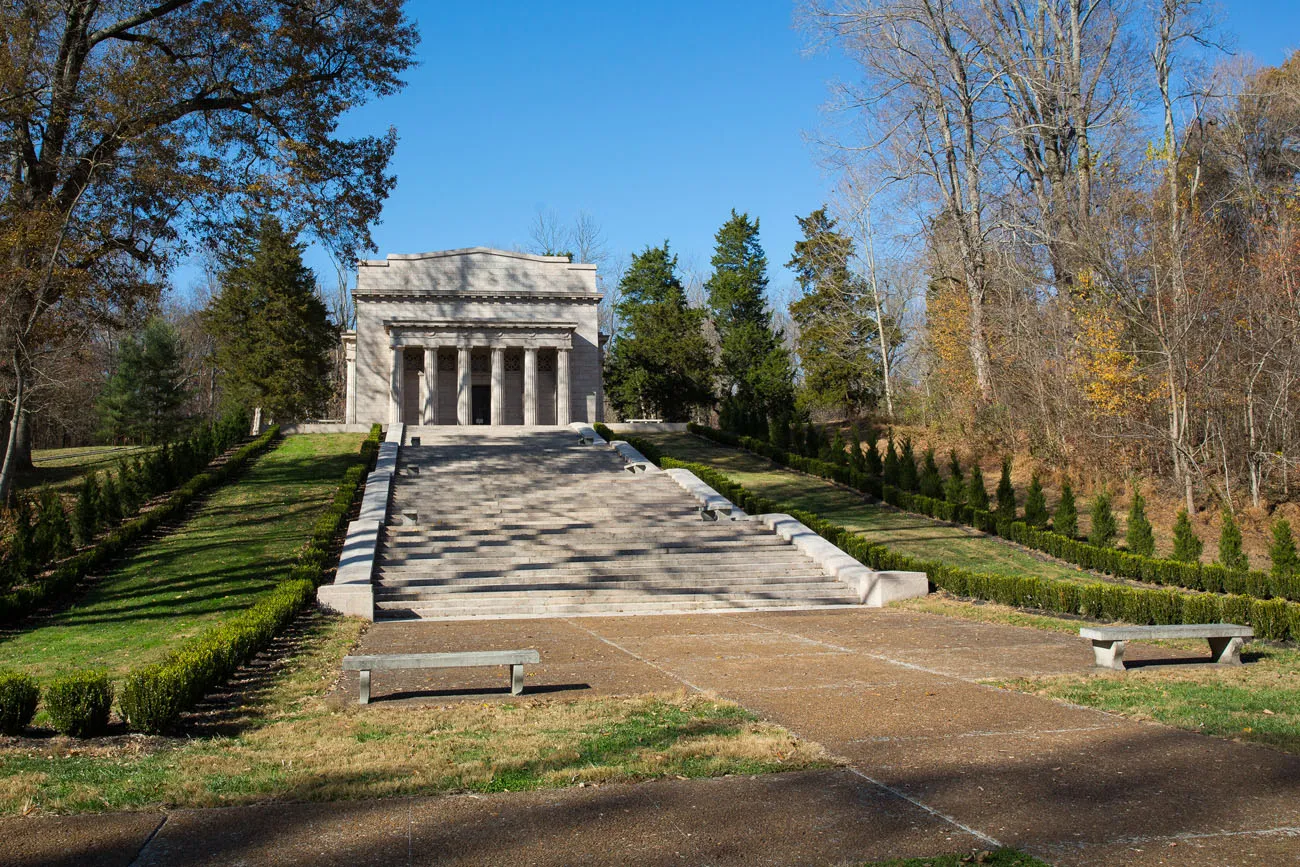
[345,248,603,426]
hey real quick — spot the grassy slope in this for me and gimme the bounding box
[0,433,363,680]
[0,616,827,814]
[636,432,1095,582]
[20,445,151,494]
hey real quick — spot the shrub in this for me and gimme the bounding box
[864,436,883,477]
[99,471,125,526]
[1054,477,1078,538]
[944,451,965,506]
[995,457,1016,521]
[1023,474,1048,529]
[1217,508,1249,571]
[848,425,864,472]
[882,438,900,488]
[1270,519,1298,581]
[71,474,102,548]
[1088,488,1116,547]
[44,670,113,737]
[898,438,919,491]
[919,449,943,500]
[830,430,848,466]
[966,463,989,511]
[1171,508,1203,564]
[1125,487,1155,557]
[0,670,39,734]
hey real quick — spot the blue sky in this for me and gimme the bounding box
[173,0,1299,304]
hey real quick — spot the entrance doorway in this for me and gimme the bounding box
[471,385,490,425]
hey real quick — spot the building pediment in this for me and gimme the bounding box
[356,247,599,299]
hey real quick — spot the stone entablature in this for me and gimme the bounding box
[345,248,603,427]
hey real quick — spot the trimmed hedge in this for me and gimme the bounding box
[655,454,1300,642]
[119,424,382,734]
[0,425,282,624]
[0,670,39,734]
[687,423,1300,606]
[44,670,113,737]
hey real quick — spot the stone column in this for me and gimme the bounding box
[388,346,403,427]
[422,347,438,425]
[456,346,471,426]
[490,347,505,426]
[555,348,571,426]
[523,347,538,426]
[344,340,357,424]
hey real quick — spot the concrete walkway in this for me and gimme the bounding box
[9,608,1300,865]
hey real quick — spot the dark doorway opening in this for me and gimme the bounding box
[471,385,490,425]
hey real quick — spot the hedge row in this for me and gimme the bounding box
[687,422,1300,606]
[655,454,1300,642]
[119,423,382,733]
[0,425,281,624]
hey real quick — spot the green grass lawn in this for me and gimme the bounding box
[20,445,152,493]
[0,433,363,680]
[636,432,1094,582]
[0,615,828,814]
[859,851,1048,867]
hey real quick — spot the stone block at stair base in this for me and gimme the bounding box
[317,584,375,620]
[610,441,660,473]
[336,520,381,584]
[757,514,928,607]
[663,468,742,517]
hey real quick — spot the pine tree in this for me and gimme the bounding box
[864,437,883,477]
[1054,477,1078,538]
[705,210,795,430]
[898,437,919,491]
[944,451,965,506]
[1023,474,1049,528]
[1270,519,1298,580]
[882,438,901,487]
[117,458,143,515]
[830,430,848,465]
[768,416,790,450]
[5,496,35,581]
[919,449,943,499]
[966,463,990,511]
[848,425,864,472]
[1124,487,1155,556]
[1088,489,1117,547]
[995,456,1016,521]
[207,215,337,421]
[1171,508,1203,563]
[1217,508,1249,571]
[98,317,191,444]
[72,474,102,548]
[33,489,72,565]
[99,472,124,527]
[804,423,819,458]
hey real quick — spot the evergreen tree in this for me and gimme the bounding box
[98,317,191,444]
[944,451,966,506]
[1054,477,1078,538]
[1088,489,1117,547]
[803,423,819,458]
[1217,508,1249,571]
[864,436,883,477]
[830,430,848,465]
[995,457,1016,520]
[72,474,101,548]
[5,496,35,581]
[207,215,337,421]
[1171,508,1203,563]
[768,416,790,450]
[898,437,919,491]
[33,489,72,565]
[966,463,990,511]
[1270,519,1298,580]
[99,472,124,527]
[117,458,143,514]
[1023,474,1049,528]
[1125,487,1155,557]
[705,210,796,431]
[919,449,943,499]
[849,425,864,472]
[786,208,882,412]
[882,438,901,487]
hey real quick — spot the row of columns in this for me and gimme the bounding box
[388,346,570,427]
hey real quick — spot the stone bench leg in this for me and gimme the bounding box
[1091,639,1127,671]
[511,664,524,696]
[1208,636,1245,665]
[359,670,371,705]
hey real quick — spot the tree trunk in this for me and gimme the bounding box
[0,361,28,502]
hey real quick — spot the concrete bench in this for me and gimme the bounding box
[342,650,541,704]
[1080,624,1254,670]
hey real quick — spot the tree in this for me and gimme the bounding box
[1171,508,1203,563]
[944,451,966,506]
[787,209,882,412]
[71,474,101,548]
[865,437,883,477]
[919,449,943,499]
[98,318,190,444]
[206,218,337,421]
[849,425,865,472]
[1024,474,1049,529]
[967,463,990,511]
[706,211,796,433]
[1089,489,1118,547]
[898,438,919,491]
[1056,479,1080,538]
[995,457,1016,521]
[1270,519,1298,580]
[882,438,901,487]
[604,244,715,421]
[1217,508,1249,571]
[1125,488,1156,557]
[0,2,417,501]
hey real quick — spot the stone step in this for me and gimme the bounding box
[374,572,838,592]
[379,537,792,555]
[375,595,859,621]
[375,550,815,568]
[381,526,782,543]
[375,563,826,583]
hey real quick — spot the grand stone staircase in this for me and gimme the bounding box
[372,428,861,620]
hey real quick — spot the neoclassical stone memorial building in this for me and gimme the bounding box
[343,247,603,426]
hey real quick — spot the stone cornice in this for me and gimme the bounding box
[356,291,601,303]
